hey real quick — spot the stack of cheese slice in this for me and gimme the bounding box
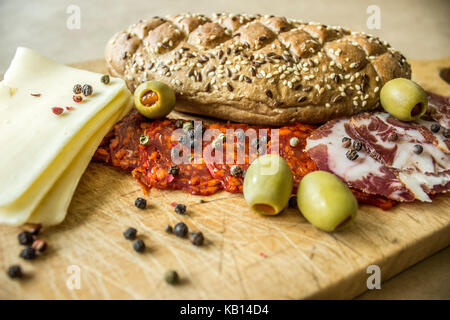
[0,47,133,226]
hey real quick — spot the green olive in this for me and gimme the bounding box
[243,154,293,215]
[297,171,358,231]
[380,78,428,121]
[134,80,176,119]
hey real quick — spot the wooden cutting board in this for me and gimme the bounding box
[0,57,449,300]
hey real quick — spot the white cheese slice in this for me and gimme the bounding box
[0,47,128,206]
[27,96,133,226]
[0,89,131,225]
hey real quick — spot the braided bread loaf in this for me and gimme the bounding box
[106,13,411,125]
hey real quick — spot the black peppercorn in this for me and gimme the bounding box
[388,132,398,142]
[413,144,423,154]
[174,222,188,238]
[164,270,179,284]
[288,195,297,208]
[175,119,184,128]
[81,84,93,97]
[7,265,23,279]
[230,165,243,177]
[134,197,147,209]
[132,239,146,253]
[101,75,110,85]
[430,123,440,133]
[352,140,363,151]
[346,149,359,161]
[20,247,36,260]
[164,225,173,233]
[168,165,180,176]
[18,231,34,246]
[443,129,450,138]
[123,227,137,240]
[189,232,204,246]
[341,137,351,148]
[73,84,82,94]
[174,204,187,215]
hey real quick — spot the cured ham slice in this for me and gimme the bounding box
[415,118,449,153]
[427,92,450,129]
[350,113,450,201]
[350,113,448,170]
[397,169,450,200]
[306,119,414,202]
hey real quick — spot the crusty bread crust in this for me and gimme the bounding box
[105,13,411,125]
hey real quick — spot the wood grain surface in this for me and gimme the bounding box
[0,57,449,299]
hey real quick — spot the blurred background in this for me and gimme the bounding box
[0,0,449,71]
[0,0,448,299]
